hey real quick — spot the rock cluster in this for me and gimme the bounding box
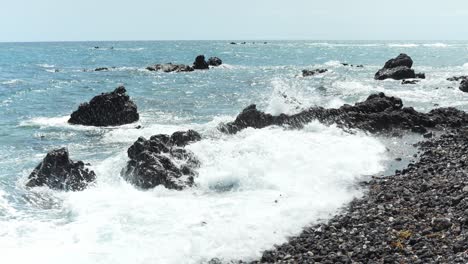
[146,55,222,73]
[68,86,139,126]
[220,93,468,134]
[302,69,328,77]
[255,128,468,263]
[375,54,425,80]
[447,76,468,92]
[121,130,202,190]
[26,148,96,191]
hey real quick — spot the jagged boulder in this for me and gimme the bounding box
[207,57,223,67]
[68,86,139,126]
[375,54,424,80]
[25,148,96,191]
[193,55,209,70]
[122,130,202,190]
[146,63,194,73]
[302,69,328,77]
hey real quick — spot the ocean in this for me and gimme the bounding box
[0,40,467,263]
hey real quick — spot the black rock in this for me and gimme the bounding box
[431,218,452,232]
[94,67,109,71]
[146,63,194,73]
[383,53,413,69]
[402,79,419,85]
[375,54,424,80]
[375,66,416,80]
[193,55,209,70]
[122,130,201,190]
[207,57,223,67]
[220,92,468,134]
[460,79,468,92]
[230,42,236,45]
[25,148,96,191]
[447,76,468,82]
[302,69,328,77]
[415,72,426,79]
[68,86,139,127]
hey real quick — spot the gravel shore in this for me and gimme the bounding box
[252,128,468,263]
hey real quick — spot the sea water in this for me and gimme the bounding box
[0,40,467,263]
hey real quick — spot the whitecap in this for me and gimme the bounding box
[388,43,419,47]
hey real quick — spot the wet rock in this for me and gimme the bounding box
[230,42,236,45]
[375,54,424,80]
[402,79,419,85]
[460,79,468,92]
[193,55,209,70]
[302,69,328,77]
[25,148,96,191]
[146,63,194,73]
[122,130,201,190]
[207,57,223,67]
[68,86,139,126]
[375,66,416,80]
[220,92,468,134]
[415,72,426,79]
[94,67,109,71]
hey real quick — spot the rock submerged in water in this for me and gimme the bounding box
[401,79,419,85]
[68,86,139,127]
[375,54,425,80]
[302,69,327,77]
[122,130,201,190]
[25,148,96,191]
[220,92,468,134]
[146,63,194,73]
[207,57,223,67]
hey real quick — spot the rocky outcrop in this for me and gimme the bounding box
[68,86,139,127]
[121,130,202,190]
[146,63,194,73]
[460,79,468,92]
[220,93,468,134]
[447,76,468,82]
[207,57,223,67]
[25,148,96,191]
[302,69,328,77]
[193,55,209,70]
[375,54,425,80]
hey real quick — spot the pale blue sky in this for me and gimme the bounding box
[1,0,468,42]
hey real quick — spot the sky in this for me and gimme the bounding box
[1,0,468,42]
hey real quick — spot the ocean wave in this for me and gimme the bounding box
[388,43,419,47]
[1,79,24,85]
[422,43,449,48]
[37,64,55,68]
[306,43,382,47]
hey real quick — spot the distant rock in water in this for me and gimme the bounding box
[402,79,419,85]
[302,69,328,77]
[375,54,424,80]
[230,42,237,45]
[220,92,468,134]
[207,57,223,67]
[146,63,194,73]
[25,148,96,191]
[122,130,202,190]
[447,75,468,82]
[193,55,209,70]
[68,86,139,126]
[341,63,364,68]
[460,79,468,92]
[94,67,109,71]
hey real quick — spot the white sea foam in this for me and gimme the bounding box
[37,64,55,68]
[388,43,419,47]
[1,122,387,264]
[422,43,449,48]
[1,79,24,85]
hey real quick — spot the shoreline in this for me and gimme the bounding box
[248,128,468,263]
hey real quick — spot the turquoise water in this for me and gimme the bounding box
[0,41,467,263]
